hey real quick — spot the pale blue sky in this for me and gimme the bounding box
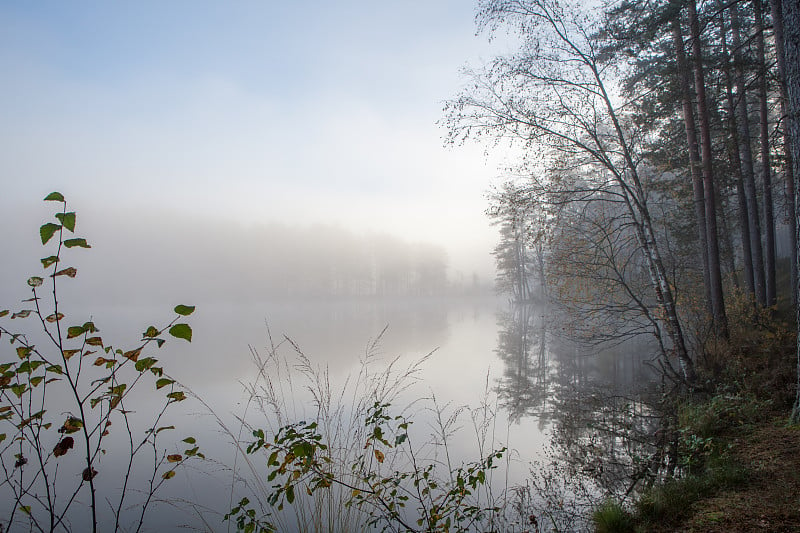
[1,1,513,279]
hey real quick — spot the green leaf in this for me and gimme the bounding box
[40,223,61,245]
[134,357,158,372]
[155,378,174,389]
[16,347,33,359]
[174,304,195,316]
[156,425,175,434]
[143,326,160,338]
[44,192,65,202]
[167,391,186,402]
[286,485,295,504]
[41,255,59,268]
[55,212,76,232]
[183,437,196,444]
[0,310,8,317]
[168,323,192,342]
[27,276,44,288]
[67,326,85,339]
[11,384,27,398]
[63,238,90,249]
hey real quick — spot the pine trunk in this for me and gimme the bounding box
[689,0,729,336]
[673,17,713,318]
[756,0,778,307]
[781,0,800,422]
[732,2,768,307]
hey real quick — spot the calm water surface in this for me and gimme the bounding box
[3,296,657,531]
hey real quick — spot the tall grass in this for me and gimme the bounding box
[208,324,515,532]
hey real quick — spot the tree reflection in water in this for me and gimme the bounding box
[494,303,676,531]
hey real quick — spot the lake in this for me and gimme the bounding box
[1,295,658,531]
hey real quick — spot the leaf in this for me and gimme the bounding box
[85,336,104,347]
[53,437,74,457]
[143,326,160,338]
[134,357,157,372]
[155,378,174,390]
[17,410,44,429]
[286,485,295,504]
[167,391,186,402]
[60,417,83,434]
[162,470,176,480]
[11,310,32,319]
[167,454,182,463]
[46,313,64,323]
[41,255,59,268]
[168,323,192,342]
[40,223,61,245]
[63,238,90,249]
[67,326,85,339]
[62,349,80,360]
[156,425,175,434]
[55,212,76,232]
[93,357,115,367]
[27,276,44,288]
[0,310,8,317]
[16,346,33,359]
[174,304,195,316]
[44,192,65,202]
[183,437,196,444]
[54,267,77,278]
[374,449,385,463]
[82,467,97,481]
[10,384,27,398]
[122,347,141,362]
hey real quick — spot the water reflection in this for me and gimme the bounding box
[494,305,551,424]
[493,303,669,530]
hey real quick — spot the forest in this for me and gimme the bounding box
[448,0,800,528]
[452,0,800,401]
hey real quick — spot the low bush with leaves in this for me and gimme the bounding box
[0,193,202,532]
[218,329,511,533]
[227,401,505,532]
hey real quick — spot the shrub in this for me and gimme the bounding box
[592,499,634,533]
[0,193,202,532]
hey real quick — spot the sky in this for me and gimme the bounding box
[0,1,516,288]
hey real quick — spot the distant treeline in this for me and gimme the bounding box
[61,214,487,303]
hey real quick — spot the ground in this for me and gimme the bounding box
[658,414,800,532]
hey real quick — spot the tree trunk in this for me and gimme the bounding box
[673,16,713,319]
[732,2,768,307]
[721,10,757,298]
[689,0,729,336]
[781,0,800,423]
[771,0,798,307]
[756,0,778,307]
